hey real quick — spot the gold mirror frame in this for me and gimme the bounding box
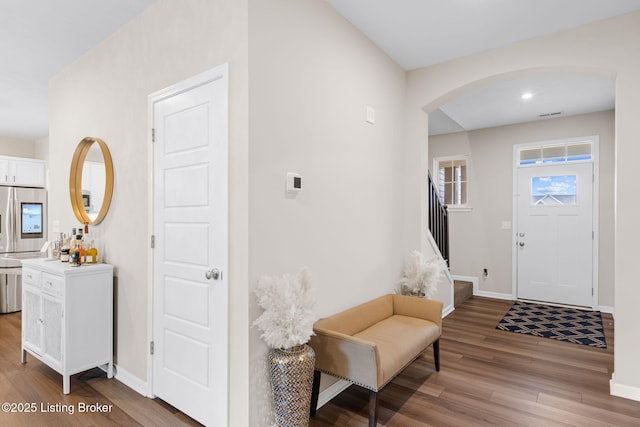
[69,137,114,225]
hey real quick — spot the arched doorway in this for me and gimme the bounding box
[421,70,614,310]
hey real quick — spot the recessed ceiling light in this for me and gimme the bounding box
[521,92,534,100]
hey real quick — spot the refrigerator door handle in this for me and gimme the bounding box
[8,188,16,251]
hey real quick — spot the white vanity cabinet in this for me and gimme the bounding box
[20,259,113,394]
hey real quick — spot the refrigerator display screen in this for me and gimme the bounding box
[21,203,44,238]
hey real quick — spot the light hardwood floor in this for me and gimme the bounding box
[309,297,640,427]
[2,297,640,426]
[0,311,202,426]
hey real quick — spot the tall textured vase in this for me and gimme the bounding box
[269,344,316,427]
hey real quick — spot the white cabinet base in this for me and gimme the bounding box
[21,259,114,394]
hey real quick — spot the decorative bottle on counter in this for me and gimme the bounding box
[77,237,85,265]
[70,227,85,266]
[83,224,98,264]
[68,229,78,264]
[60,242,70,262]
[60,233,70,262]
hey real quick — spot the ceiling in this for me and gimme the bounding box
[428,74,616,136]
[325,0,639,135]
[0,0,157,141]
[1,1,639,141]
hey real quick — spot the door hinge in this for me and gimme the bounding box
[151,128,155,143]
[151,235,155,249]
[150,341,155,355]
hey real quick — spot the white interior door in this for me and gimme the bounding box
[152,65,228,426]
[516,162,593,307]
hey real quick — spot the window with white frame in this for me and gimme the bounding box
[518,140,592,165]
[434,156,468,207]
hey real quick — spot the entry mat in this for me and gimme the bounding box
[496,301,606,348]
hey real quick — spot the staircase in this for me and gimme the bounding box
[454,280,473,307]
[427,172,458,307]
[426,173,475,308]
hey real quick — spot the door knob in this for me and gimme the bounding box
[519,242,525,247]
[205,268,221,280]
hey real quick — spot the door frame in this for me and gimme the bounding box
[511,135,600,309]
[146,65,230,411]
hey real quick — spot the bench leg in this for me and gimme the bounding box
[310,370,321,417]
[433,338,440,372]
[369,390,378,427]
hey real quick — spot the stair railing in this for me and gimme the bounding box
[428,172,449,266]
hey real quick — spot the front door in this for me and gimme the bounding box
[151,65,229,426]
[516,162,593,307]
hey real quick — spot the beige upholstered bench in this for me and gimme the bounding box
[309,294,443,427]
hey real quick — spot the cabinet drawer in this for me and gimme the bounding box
[41,273,63,295]
[22,268,42,287]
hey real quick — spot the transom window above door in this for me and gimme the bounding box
[518,140,592,165]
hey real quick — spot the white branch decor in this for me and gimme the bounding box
[253,268,317,350]
[397,250,445,298]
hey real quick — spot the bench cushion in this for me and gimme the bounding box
[314,294,394,335]
[354,315,440,388]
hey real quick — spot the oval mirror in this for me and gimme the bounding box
[69,137,114,225]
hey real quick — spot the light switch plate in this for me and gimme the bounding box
[366,106,375,124]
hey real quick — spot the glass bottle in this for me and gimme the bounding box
[68,230,78,263]
[83,224,98,264]
[76,233,85,265]
[60,234,70,262]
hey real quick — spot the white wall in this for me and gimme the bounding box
[0,136,38,158]
[48,0,249,424]
[248,0,413,423]
[409,11,640,398]
[34,136,48,163]
[429,110,615,307]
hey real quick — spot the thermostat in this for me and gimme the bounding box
[286,172,302,193]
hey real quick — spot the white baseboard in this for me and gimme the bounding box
[474,290,513,300]
[316,379,351,410]
[113,364,150,397]
[598,305,613,314]
[610,373,640,402]
[442,303,455,317]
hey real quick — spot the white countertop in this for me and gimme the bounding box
[21,258,113,276]
[0,252,46,268]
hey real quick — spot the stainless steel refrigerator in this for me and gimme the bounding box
[0,186,47,313]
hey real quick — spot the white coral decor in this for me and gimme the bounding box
[253,268,317,350]
[397,250,444,298]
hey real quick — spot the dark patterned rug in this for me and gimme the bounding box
[496,301,606,348]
